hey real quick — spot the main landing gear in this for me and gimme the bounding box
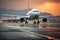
[25,19,28,24]
[24,18,40,24]
[33,19,40,24]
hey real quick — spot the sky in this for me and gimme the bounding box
[0,0,60,16]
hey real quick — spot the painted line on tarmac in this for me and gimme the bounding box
[39,27,60,30]
[21,30,59,40]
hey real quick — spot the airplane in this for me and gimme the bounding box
[1,9,51,24]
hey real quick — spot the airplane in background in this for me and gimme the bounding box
[1,9,50,24]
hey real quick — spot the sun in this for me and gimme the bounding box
[43,2,52,8]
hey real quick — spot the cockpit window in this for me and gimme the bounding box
[33,11,38,12]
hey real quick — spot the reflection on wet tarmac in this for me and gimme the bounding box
[0,23,60,40]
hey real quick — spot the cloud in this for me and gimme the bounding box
[48,0,60,3]
[0,0,60,15]
[35,0,60,4]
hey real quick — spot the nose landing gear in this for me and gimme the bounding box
[25,19,28,24]
[37,19,40,24]
[33,21,36,24]
[33,19,40,24]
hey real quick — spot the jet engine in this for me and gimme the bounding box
[20,18,25,22]
[42,18,47,22]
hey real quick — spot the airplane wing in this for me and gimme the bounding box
[2,14,29,17]
[39,15,52,18]
[1,14,30,20]
[2,14,22,17]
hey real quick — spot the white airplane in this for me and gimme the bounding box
[2,9,51,24]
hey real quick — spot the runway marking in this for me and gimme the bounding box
[2,24,59,40]
[21,30,59,40]
[0,22,60,40]
[39,27,60,30]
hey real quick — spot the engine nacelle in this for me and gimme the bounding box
[42,18,47,22]
[20,18,25,22]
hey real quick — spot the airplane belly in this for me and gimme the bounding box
[30,14,39,20]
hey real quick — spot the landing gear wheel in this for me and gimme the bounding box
[25,19,28,24]
[25,21,28,24]
[37,21,40,24]
[33,21,36,24]
[37,19,40,24]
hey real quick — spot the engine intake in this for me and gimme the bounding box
[20,18,25,22]
[42,18,47,22]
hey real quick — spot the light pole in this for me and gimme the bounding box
[28,0,30,11]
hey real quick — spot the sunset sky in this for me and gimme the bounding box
[0,0,60,16]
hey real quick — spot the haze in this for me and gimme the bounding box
[0,0,60,16]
